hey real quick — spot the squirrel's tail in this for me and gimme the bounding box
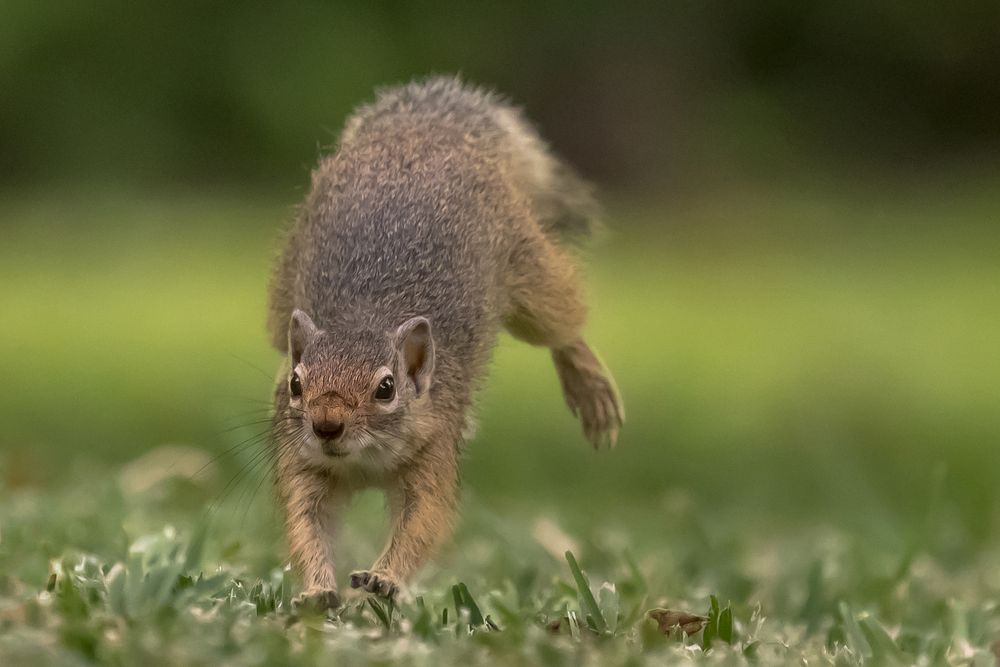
[493,104,601,246]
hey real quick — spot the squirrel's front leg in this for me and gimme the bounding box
[283,469,343,612]
[351,443,459,598]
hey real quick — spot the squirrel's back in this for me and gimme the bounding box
[343,77,599,243]
[268,77,598,388]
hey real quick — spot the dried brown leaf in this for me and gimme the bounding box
[647,608,708,636]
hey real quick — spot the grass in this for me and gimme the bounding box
[4,485,1000,665]
[1,182,1000,664]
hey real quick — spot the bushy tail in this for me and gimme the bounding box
[531,160,601,245]
[493,105,601,246]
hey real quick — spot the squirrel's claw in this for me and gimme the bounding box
[580,392,622,448]
[291,588,342,615]
[350,569,399,599]
[554,341,624,449]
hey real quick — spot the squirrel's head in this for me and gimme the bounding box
[276,309,435,468]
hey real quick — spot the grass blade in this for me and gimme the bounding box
[838,602,872,661]
[702,595,719,649]
[564,551,608,635]
[598,583,619,635]
[367,597,391,630]
[183,522,208,573]
[859,616,904,663]
[457,582,484,627]
[718,604,733,644]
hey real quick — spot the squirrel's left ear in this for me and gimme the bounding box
[395,316,435,396]
[289,309,319,365]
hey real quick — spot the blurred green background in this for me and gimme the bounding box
[2,1,999,562]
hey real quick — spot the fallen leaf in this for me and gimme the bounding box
[647,608,708,636]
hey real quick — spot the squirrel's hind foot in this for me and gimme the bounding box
[552,340,624,449]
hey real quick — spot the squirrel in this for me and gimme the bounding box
[267,76,624,612]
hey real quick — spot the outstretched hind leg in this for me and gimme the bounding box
[504,231,624,448]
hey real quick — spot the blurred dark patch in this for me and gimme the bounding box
[1,1,998,191]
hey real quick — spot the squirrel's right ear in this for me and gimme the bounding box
[395,316,435,396]
[288,309,319,365]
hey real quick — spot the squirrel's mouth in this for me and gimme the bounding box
[320,441,349,457]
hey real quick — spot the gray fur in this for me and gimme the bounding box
[268,75,598,417]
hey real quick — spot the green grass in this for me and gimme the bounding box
[2,184,1000,664]
[4,482,1000,665]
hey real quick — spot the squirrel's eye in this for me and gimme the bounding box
[289,371,303,398]
[374,375,395,401]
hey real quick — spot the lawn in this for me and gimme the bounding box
[1,182,999,664]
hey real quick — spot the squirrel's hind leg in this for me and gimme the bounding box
[503,231,624,448]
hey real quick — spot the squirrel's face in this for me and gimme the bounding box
[275,309,435,470]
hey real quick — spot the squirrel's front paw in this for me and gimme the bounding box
[291,588,342,614]
[349,569,399,598]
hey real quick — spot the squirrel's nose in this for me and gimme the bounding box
[312,420,345,441]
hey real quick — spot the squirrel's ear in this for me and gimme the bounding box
[395,316,434,396]
[288,309,319,365]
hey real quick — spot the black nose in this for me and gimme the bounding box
[312,420,345,441]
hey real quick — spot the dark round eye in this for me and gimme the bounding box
[289,371,302,398]
[374,375,395,401]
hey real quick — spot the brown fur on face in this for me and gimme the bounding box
[297,331,386,400]
[283,329,423,472]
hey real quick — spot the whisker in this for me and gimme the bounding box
[195,420,289,472]
[240,426,309,527]
[228,353,276,382]
[218,395,275,406]
[216,407,302,426]
[236,449,282,527]
[208,437,279,516]
[214,417,291,436]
